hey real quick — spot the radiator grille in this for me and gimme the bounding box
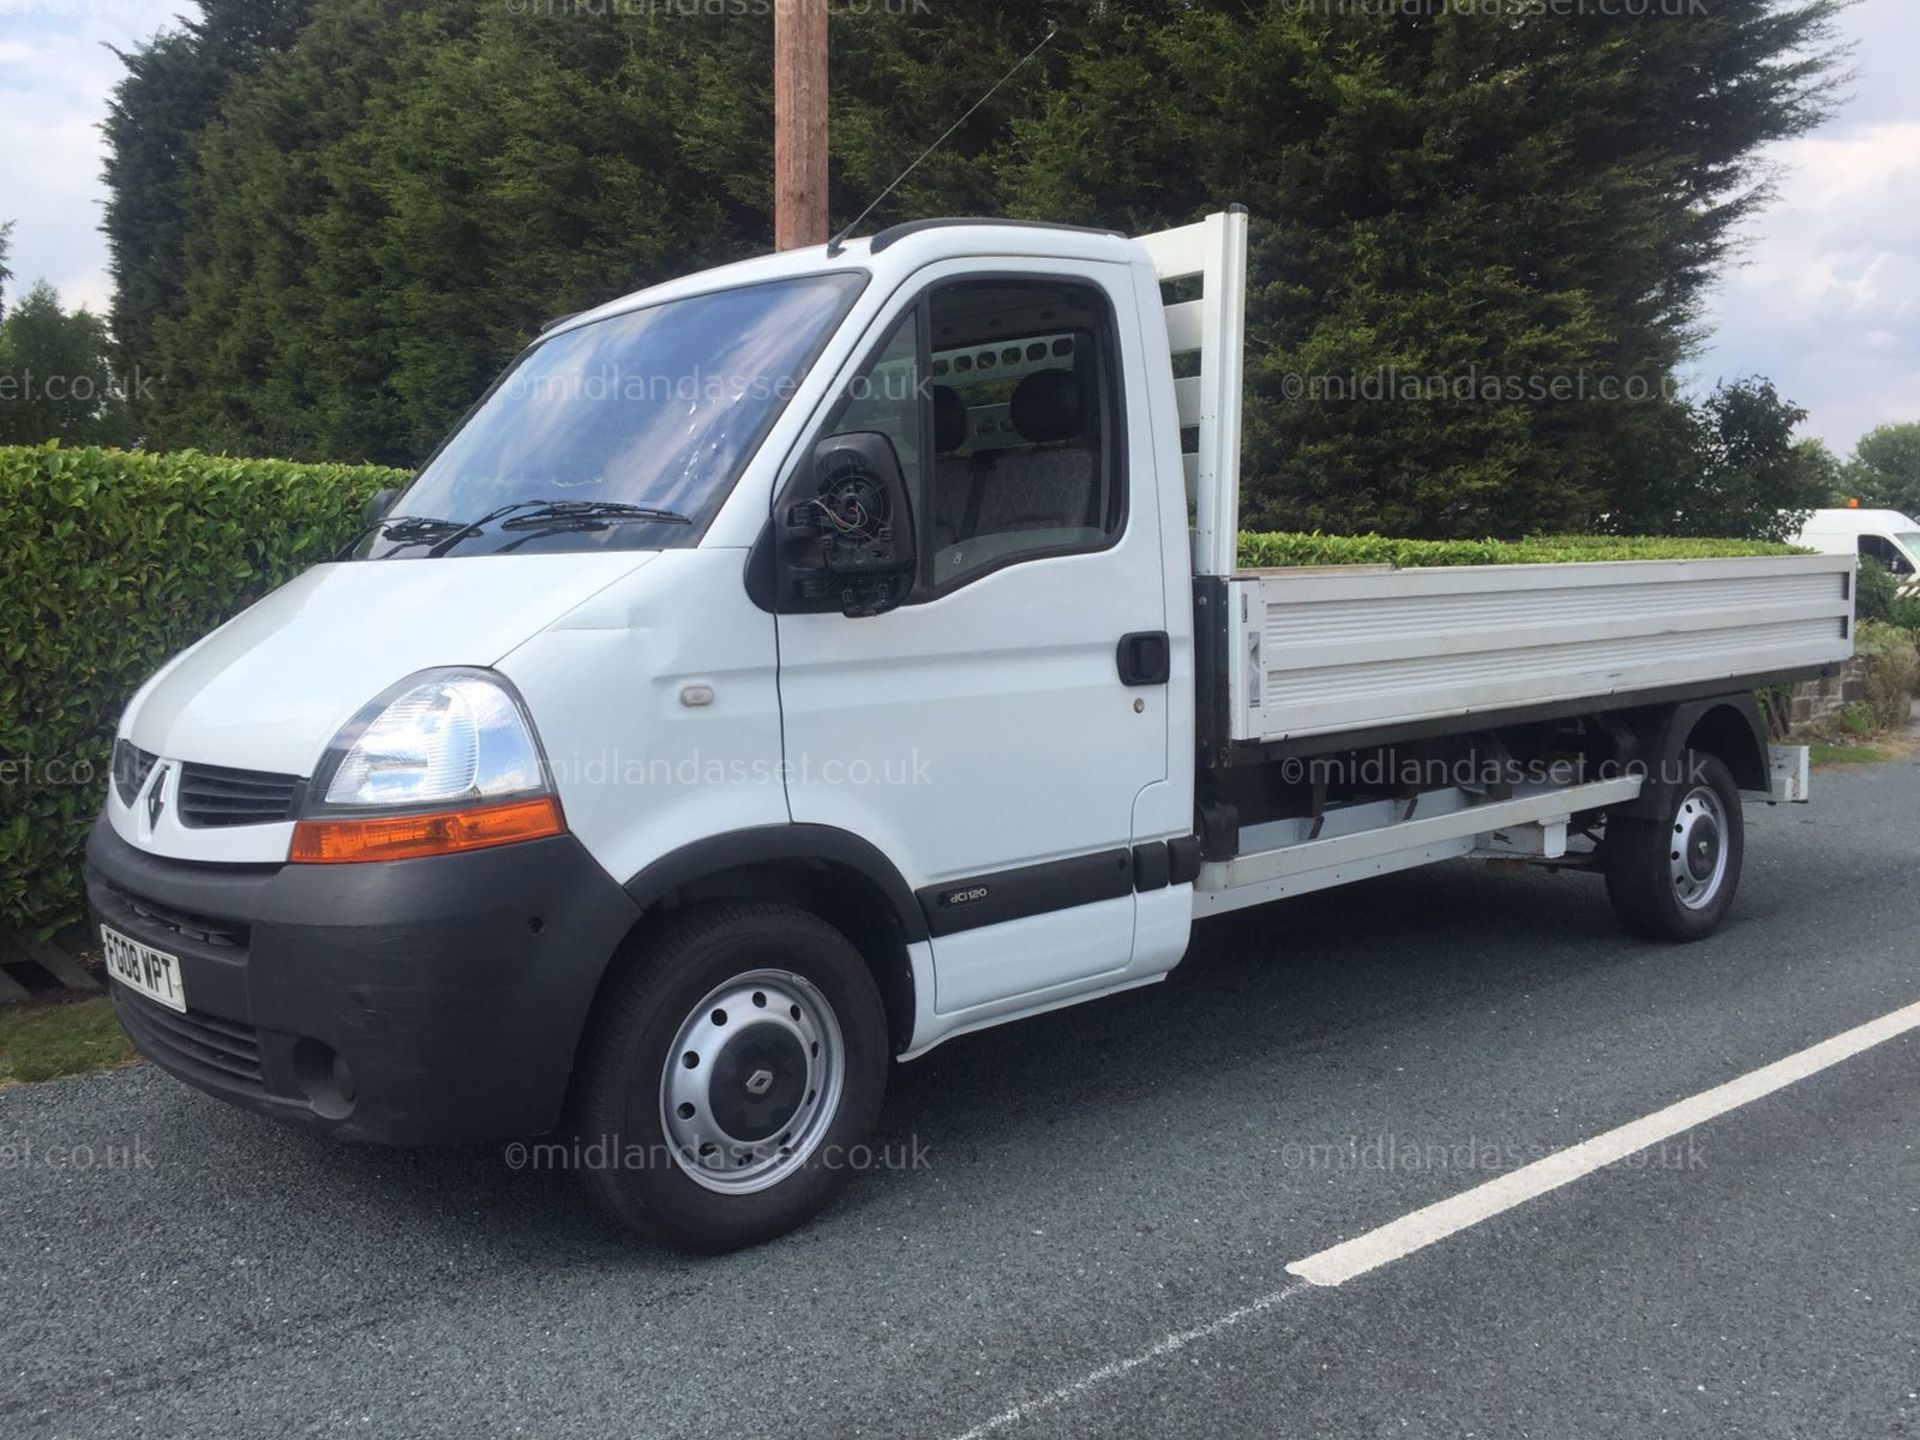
[177,763,302,828]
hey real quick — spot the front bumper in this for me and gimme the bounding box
[86,816,641,1144]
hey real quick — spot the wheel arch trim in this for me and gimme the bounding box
[619,825,926,1054]
[621,824,928,942]
[1614,693,1771,819]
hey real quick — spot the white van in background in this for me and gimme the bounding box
[1793,508,1920,592]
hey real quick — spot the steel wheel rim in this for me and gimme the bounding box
[1669,786,1730,911]
[660,968,844,1195]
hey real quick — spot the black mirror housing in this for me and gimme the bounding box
[773,432,917,617]
[363,486,403,526]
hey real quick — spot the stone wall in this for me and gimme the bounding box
[1789,658,1870,729]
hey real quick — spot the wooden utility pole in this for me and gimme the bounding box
[773,0,829,250]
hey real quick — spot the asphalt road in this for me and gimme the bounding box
[4,752,1918,1439]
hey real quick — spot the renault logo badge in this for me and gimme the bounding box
[146,765,169,828]
[744,1069,774,1097]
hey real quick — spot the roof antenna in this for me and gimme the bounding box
[825,27,1057,258]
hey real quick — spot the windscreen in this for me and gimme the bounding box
[380,272,866,556]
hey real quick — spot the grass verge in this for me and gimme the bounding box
[1810,742,1889,766]
[0,996,137,1087]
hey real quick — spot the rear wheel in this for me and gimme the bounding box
[1603,750,1744,941]
[572,901,889,1252]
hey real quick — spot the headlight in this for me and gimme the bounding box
[313,669,548,810]
[292,670,564,865]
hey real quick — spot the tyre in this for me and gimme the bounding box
[572,900,889,1252]
[1603,750,1744,942]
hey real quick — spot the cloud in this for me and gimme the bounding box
[1688,2,1920,454]
[1691,121,1920,453]
[0,3,190,317]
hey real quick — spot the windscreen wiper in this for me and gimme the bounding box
[490,502,697,553]
[335,513,464,560]
[496,500,693,530]
[424,498,691,557]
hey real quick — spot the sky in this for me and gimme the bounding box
[0,0,1916,454]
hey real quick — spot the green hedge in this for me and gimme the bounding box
[0,445,409,933]
[0,444,1826,935]
[1235,532,1803,569]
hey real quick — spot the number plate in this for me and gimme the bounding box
[101,924,187,1013]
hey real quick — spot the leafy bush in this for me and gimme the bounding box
[1833,703,1879,739]
[0,444,408,933]
[1856,556,1900,625]
[1236,531,1803,570]
[1853,621,1920,731]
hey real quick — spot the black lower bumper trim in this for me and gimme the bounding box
[87,817,642,1144]
[115,987,267,1090]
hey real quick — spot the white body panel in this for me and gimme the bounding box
[1226,554,1856,744]
[495,549,788,887]
[123,553,649,777]
[111,552,649,862]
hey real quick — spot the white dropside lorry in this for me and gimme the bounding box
[89,211,1852,1250]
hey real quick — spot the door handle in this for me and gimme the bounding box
[1116,631,1170,686]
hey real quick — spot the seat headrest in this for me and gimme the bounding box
[931,384,968,453]
[1010,369,1084,444]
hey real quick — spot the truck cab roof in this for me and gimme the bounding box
[539,222,1147,346]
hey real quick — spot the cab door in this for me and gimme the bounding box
[773,260,1170,1016]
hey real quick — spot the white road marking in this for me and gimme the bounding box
[948,1281,1310,1440]
[1288,997,1920,1287]
[945,997,1920,1438]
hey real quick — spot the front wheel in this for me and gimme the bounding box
[1603,750,1744,942]
[572,901,890,1252]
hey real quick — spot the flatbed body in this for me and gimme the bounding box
[1218,553,1852,749]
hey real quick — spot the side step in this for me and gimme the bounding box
[1193,776,1644,916]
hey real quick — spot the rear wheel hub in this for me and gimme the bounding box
[1669,786,1730,911]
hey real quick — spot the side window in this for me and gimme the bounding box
[820,306,926,513]
[1860,534,1913,576]
[1861,534,1898,568]
[922,279,1124,589]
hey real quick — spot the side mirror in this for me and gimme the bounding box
[774,432,917,617]
[363,486,403,526]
